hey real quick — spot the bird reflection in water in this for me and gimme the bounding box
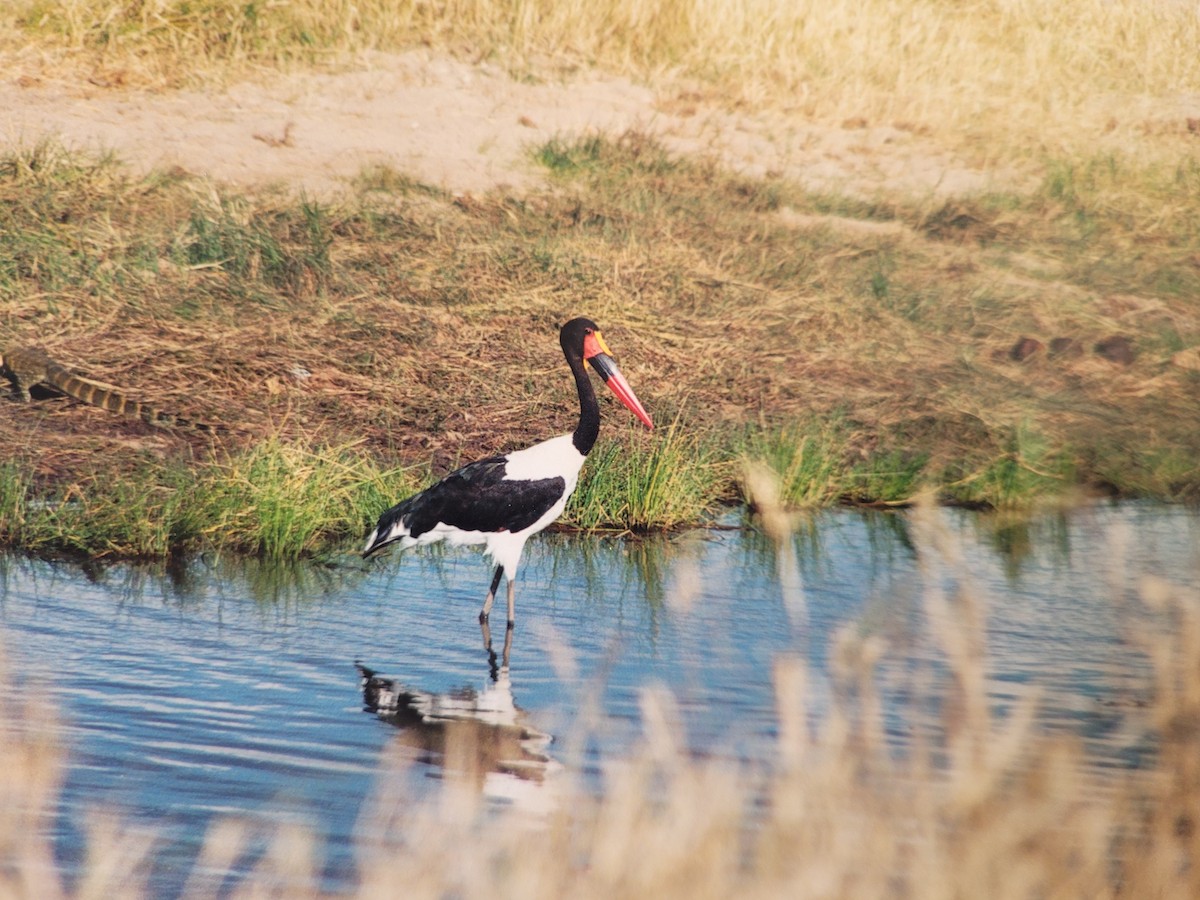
[355,623,558,808]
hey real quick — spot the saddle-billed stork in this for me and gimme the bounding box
[362,317,653,627]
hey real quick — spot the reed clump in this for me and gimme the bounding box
[566,416,723,532]
[192,437,421,560]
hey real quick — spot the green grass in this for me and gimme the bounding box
[739,420,930,510]
[738,420,848,509]
[941,422,1078,510]
[847,449,929,505]
[193,438,418,560]
[0,463,199,560]
[0,441,423,561]
[0,463,31,547]
[0,428,731,560]
[567,417,723,532]
[534,135,611,176]
[44,465,200,558]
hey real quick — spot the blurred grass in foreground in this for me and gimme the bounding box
[1,500,1199,897]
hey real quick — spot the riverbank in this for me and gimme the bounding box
[2,130,1197,559]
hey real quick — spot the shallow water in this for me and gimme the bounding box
[0,503,1197,895]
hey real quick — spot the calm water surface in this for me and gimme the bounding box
[0,503,1197,895]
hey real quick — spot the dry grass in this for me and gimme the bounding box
[6,0,1200,164]
[0,130,1198,559]
[0,5,1199,554]
[2,501,1199,897]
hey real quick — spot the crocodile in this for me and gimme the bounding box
[0,346,219,433]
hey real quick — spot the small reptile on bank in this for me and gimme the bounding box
[0,346,219,433]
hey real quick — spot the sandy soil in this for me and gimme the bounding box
[0,49,998,199]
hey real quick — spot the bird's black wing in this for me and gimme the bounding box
[377,456,567,539]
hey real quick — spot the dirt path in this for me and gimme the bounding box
[1,49,997,199]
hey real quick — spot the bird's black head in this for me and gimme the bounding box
[558,316,653,430]
[559,317,601,360]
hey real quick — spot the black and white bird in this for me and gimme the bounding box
[362,317,653,627]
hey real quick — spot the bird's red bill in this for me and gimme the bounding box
[607,367,654,429]
[588,351,653,429]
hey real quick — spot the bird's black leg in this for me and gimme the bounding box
[479,565,504,623]
[481,618,498,677]
[500,621,513,664]
[480,617,513,681]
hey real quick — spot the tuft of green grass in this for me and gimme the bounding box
[0,459,203,560]
[352,163,446,198]
[1030,155,1200,298]
[1088,445,1200,504]
[52,467,198,558]
[740,421,929,510]
[739,420,847,509]
[534,135,609,176]
[0,440,421,561]
[178,195,332,297]
[847,449,929,505]
[0,141,137,299]
[942,422,1077,509]
[0,463,31,547]
[195,438,420,560]
[567,417,722,532]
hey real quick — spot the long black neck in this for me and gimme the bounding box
[569,351,600,456]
